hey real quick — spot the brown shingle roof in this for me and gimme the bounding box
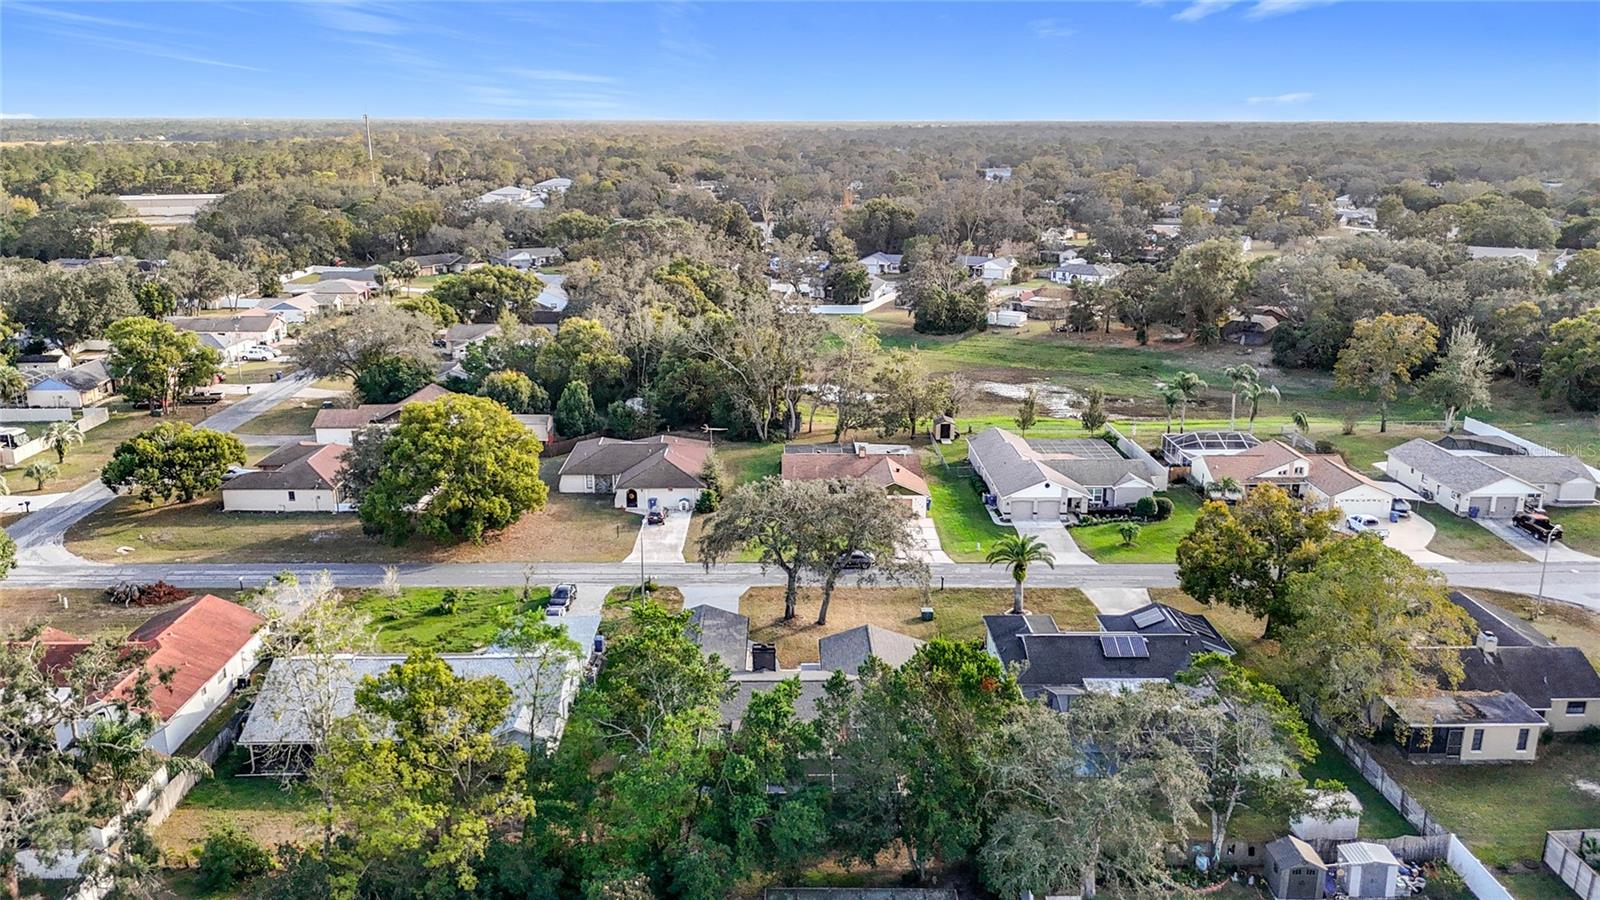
[781,452,929,497]
[1201,440,1306,484]
[560,435,710,489]
[312,385,452,430]
[226,442,346,491]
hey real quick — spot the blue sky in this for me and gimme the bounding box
[3,1,1598,121]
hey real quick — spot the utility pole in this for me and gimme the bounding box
[363,113,376,184]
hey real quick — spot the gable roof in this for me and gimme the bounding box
[311,384,451,430]
[121,594,263,719]
[1478,454,1594,486]
[266,295,320,313]
[226,442,345,492]
[405,253,463,267]
[818,625,925,674]
[780,452,929,497]
[559,435,710,490]
[1449,591,1551,648]
[969,427,1153,498]
[1199,440,1306,484]
[167,314,282,335]
[1095,603,1233,654]
[1453,645,1600,709]
[1387,439,1539,494]
[1306,453,1385,497]
[444,323,499,343]
[36,360,111,393]
[688,606,750,673]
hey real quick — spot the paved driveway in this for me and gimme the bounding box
[624,511,693,564]
[1011,521,1096,565]
[195,372,313,433]
[1475,517,1600,564]
[906,516,953,564]
[1379,514,1454,564]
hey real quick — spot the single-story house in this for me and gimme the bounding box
[1335,208,1378,229]
[535,176,572,193]
[168,312,287,352]
[557,435,711,512]
[1383,691,1544,763]
[818,624,925,675]
[1221,311,1281,346]
[968,427,1162,521]
[491,247,564,270]
[25,360,114,408]
[810,276,898,315]
[1444,592,1600,733]
[476,185,546,210]
[1304,453,1398,521]
[956,255,1017,282]
[32,594,265,755]
[312,384,452,445]
[15,349,71,374]
[780,443,930,516]
[1048,261,1119,285]
[983,601,1233,710]
[258,295,323,325]
[1385,439,1544,518]
[858,252,903,276]
[981,166,1013,182]
[287,277,374,308]
[404,252,470,276]
[237,615,599,776]
[114,192,224,228]
[1186,440,1398,519]
[223,442,347,514]
[443,323,500,358]
[1467,246,1540,264]
[688,605,750,673]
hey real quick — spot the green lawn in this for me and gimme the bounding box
[2,403,216,495]
[1549,506,1600,555]
[1072,488,1204,563]
[1301,729,1416,839]
[233,397,320,435]
[156,747,318,859]
[923,450,1011,563]
[1372,737,1600,867]
[1412,503,1528,562]
[347,586,547,652]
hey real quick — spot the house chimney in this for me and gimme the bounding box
[751,643,778,672]
[1476,631,1498,653]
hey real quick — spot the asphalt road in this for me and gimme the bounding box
[5,558,1599,610]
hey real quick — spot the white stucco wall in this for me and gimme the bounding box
[616,487,701,512]
[145,632,265,755]
[222,488,342,513]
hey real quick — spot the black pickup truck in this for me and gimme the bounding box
[1512,510,1564,542]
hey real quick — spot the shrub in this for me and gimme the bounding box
[1424,863,1468,900]
[1118,522,1141,546]
[1153,496,1174,521]
[437,588,461,615]
[196,825,273,891]
[1132,496,1158,520]
[1314,439,1336,454]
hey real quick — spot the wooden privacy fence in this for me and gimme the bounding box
[1317,720,1446,837]
[1545,830,1600,899]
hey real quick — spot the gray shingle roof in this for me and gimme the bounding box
[41,360,111,392]
[1478,454,1594,486]
[688,606,750,673]
[1387,439,1535,494]
[1453,646,1600,710]
[818,625,925,674]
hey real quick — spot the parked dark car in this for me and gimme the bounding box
[1512,510,1564,542]
[549,583,578,611]
[646,509,667,525]
[837,550,875,571]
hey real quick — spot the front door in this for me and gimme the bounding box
[625,489,638,508]
[1444,727,1464,757]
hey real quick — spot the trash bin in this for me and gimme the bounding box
[1389,511,1399,523]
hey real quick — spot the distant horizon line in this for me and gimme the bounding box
[4,116,1598,126]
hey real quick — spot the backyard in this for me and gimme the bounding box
[2,403,218,495]
[741,585,1098,665]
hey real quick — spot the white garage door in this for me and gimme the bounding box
[1015,499,1060,522]
[1336,495,1391,521]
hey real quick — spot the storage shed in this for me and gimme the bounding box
[1264,836,1326,900]
[1336,842,1400,899]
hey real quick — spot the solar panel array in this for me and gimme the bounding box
[1131,606,1168,628]
[1026,438,1122,459]
[1099,634,1150,658]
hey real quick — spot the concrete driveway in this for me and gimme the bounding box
[906,516,953,564]
[624,510,693,564]
[1378,514,1454,564]
[1011,521,1096,565]
[1475,516,1600,564]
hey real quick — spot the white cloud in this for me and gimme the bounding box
[1247,92,1314,104]
[503,68,620,85]
[0,112,37,120]
[1028,18,1077,38]
[1245,0,1340,17]
[303,2,406,35]
[1173,0,1239,21]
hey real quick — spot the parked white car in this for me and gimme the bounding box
[240,345,280,361]
[1346,514,1390,539]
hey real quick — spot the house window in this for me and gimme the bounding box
[1470,729,1483,752]
[287,490,297,502]
[1567,701,1588,715]
[1517,729,1530,751]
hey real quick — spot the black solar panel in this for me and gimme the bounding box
[1099,634,1151,658]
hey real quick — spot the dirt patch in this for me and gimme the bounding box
[1575,778,1600,801]
[976,380,1082,416]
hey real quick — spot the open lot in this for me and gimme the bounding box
[65,476,640,565]
[348,586,547,652]
[154,747,317,860]
[1412,503,1528,562]
[232,397,321,435]
[0,588,175,639]
[741,585,1098,665]
[1549,506,1600,556]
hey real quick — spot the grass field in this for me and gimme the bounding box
[347,586,547,652]
[232,397,320,435]
[741,585,1098,665]
[1072,487,1204,563]
[923,451,1012,562]
[1300,729,1417,839]
[155,747,318,859]
[66,481,640,565]
[1549,506,1600,555]
[1413,503,1529,562]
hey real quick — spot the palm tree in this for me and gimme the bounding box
[1222,364,1257,429]
[1292,410,1311,435]
[23,461,58,492]
[1239,380,1281,434]
[1171,371,1208,433]
[1117,522,1141,547]
[0,365,26,406]
[1159,385,1183,433]
[44,421,83,464]
[391,258,421,291]
[986,533,1056,615]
